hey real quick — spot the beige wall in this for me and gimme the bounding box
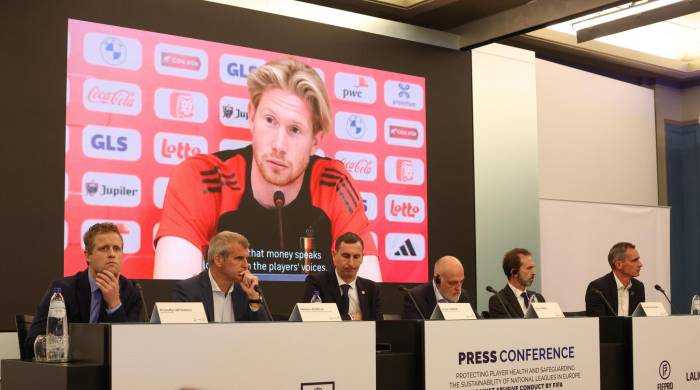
[654,84,683,205]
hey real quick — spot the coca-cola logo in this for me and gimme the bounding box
[82,79,141,115]
[334,151,377,182]
[342,158,373,175]
[87,87,136,107]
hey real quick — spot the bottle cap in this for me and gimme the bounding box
[53,287,62,294]
[313,290,320,295]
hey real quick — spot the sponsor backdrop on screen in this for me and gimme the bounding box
[65,19,428,282]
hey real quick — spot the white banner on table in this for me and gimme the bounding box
[633,317,700,389]
[111,322,375,390]
[425,318,599,389]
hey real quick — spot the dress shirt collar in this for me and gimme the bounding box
[508,282,526,299]
[432,279,449,302]
[208,269,234,295]
[335,270,357,290]
[88,271,99,293]
[613,272,631,291]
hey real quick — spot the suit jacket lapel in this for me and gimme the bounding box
[502,285,524,318]
[422,284,437,318]
[327,271,343,304]
[605,272,619,315]
[356,278,370,319]
[76,270,92,323]
[198,271,215,322]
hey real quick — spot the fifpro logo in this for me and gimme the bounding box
[154,132,208,165]
[385,194,425,223]
[384,80,424,111]
[334,72,376,104]
[83,79,141,116]
[334,151,377,182]
[384,156,425,185]
[334,112,376,143]
[82,172,141,207]
[82,125,141,161]
[154,88,208,123]
[83,32,142,70]
[154,43,208,80]
[220,54,264,86]
[81,219,141,254]
[384,118,424,148]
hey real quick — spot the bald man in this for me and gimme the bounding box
[402,256,477,319]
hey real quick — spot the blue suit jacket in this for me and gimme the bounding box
[402,281,477,320]
[302,270,383,321]
[24,269,142,358]
[173,270,269,322]
[585,271,645,316]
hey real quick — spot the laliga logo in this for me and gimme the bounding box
[87,87,136,107]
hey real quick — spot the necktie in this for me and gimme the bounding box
[438,298,448,303]
[90,289,102,323]
[339,284,351,319]
[521,292,529,309]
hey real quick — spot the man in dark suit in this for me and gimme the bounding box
[585,242,645,316]
[402,256,477,319]
[173,231,268,322]
[303,232,382,320]
[488,248,545,319]
[24,222,143,358]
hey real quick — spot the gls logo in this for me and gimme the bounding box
[154,43,208,80]
[334,151,377,182]
[384,118,424,148]
[154,132,208,165]
[361,192,377,221]
[83,79,141,116]
[82,172,141,207]
[154,88,208,123]
[385,194,425,223]
[220,54,265,86]
[384,80,424,111]
[384,156,425,185]
[80,219,141,254]
[82,125,141,161]
[385,233,425,261]
[334,72,376,104]
[83,32,142,70]
[334,112,376,143]
[220,96,249,128]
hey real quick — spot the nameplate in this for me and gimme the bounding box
[289,303,342,322]
[525,302,565,319]
[150,302,208,324]
[430,303,477,320]
[632,301,668,317]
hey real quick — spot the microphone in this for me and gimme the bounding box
[253,284,274,322]
[399,285,425,320]
[591,288,617,316]
[486,286,512,318]
[273,191,285,250]
[134,282,150,323]
[655,284,672,306]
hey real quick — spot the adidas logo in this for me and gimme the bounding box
[393,239,417,257]
[385,233,424,261]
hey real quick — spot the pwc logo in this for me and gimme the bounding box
[82,125,141,161]
[220,54,265,86]
[360,192,378,221]
[384,156,425,185]
[220,96,249,128]
[154,132,208,165]
[384,80,424,111]
[82,172,141,208]
[334,112,376,143]
[384,118,424,148]
[385,233,425,261]
[385,194,425,223]
[334,72,376,104]
[154,88,208,123]
[153,177,169,209]
[83,32,142,70]
[154,43,208,80]
[83,79,141,116]
[80,219,141,254]
[334,151,377,182]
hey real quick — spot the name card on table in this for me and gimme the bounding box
[150,302,208,324]
[430,303,477,320]
[632,301,668,317]
[289,303,342,322]
[525,302,565,319]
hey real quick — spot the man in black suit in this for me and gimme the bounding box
[173,231,268,322]
[24,222,143,358]
[585,242,645,317]
[303,232,382,320]
[402,256,476,319]
[488,248,545,319]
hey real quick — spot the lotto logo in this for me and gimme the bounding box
[361,192,378,221]
[154,88,208,123]
[219,96,249,128]
[334,72,376,104]
[154,43,208,79]
[82,125,141,161]
[154,132,208,165]
[83,79,141,116]
[335,151,377,182]
[220,54,265,86]
[384,80,424,111]
[81,172,141,208]
[385,233,425,261]
[384,156,425,185]
[83,32,142,70]
[334,112,376,143]
[384,194,425,223]
[384,118,424,148]
[81,219,141,254]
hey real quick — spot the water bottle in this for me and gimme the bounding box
[46,288,69,362]
[310,290,323,303]
[691,293,700,315]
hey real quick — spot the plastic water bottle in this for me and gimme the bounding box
[46,288,69,362]
[691,294,700,315]
[310,290,323,303]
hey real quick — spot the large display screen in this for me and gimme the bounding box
[64,19,428,283]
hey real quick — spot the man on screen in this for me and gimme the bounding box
[24,223,142,358]
[302,232,382,320]
[154,58,380,282]
[488,248,545,319]
[173,231,268,322]
[402,256,476,319]
[585,242,645,316]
